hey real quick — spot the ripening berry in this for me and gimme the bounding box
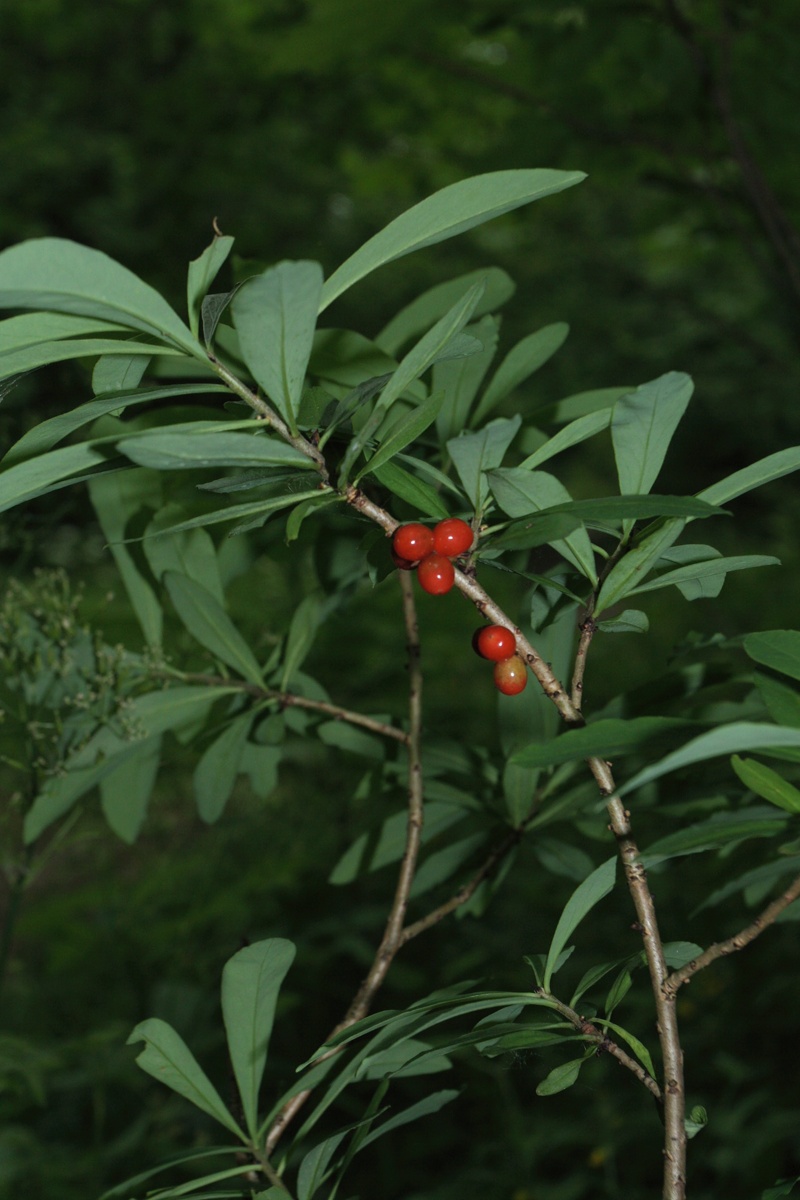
[493,654,528,696]
[392,523,434,563]
[432,517,473,558]
[417,552,455,595]
[472,624,517,662]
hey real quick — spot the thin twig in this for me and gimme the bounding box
[264,571,425,1156]
[536,989,662,1102]
[570,616,597,711]
[157,669,409,745]
[664,870,800,998]
[207,354,329,478]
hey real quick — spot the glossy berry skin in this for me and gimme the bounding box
[417,552,455,595]
[493,654,528,696]
[473,624,517,662]
[393,523,434,563]
[433,517,473,558]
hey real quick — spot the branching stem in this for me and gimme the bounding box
[664,869,800,997]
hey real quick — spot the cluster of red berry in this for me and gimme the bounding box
[472,625,528,695]
[391,519,528,696]
[391,518,473,595]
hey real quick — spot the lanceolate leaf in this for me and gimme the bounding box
[2,384,228,466]
[187,233,235,338]
[0,311,125,352]
[355,390,445,483]
[319,169,585,311]
[119,429,313,471]
[543,858,617,991]
[194,713,254,824]
[375,268,515,355]
[371,460,450,519]
[231,260,323,433]
[433,313,499,440]
[338,282,483,483]
[640,808,787,866]
[519,409,611,471]
[611,372,693,498]
[448,416,521,510]
[0,338,184,382]
[619,723,800,796]
[0,441,122,515]
[487,468,596,583]
[745,630,800,682]
[92,351,151,394]
[221,939,296,1140]
[511,717,692,768]
[0,238,204,357]
[100,735,162,844]
[472,322,570,427]
[594,518,685,614]
[164,572,264,686]
[697,446,800,508]
[731,755,800,814]
[127,1018,245,1140]
[146,487,323,536]
[23,686,238,843]
[628,555,780,596]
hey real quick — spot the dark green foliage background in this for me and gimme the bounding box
[1,3,799,1198]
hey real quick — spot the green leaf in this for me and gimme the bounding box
[281,594,325,688]
[512,717,691,769]
[519,408,611,471]
[543,858,617,990]
[371,459,450,519]
[360,1089,459,1149]
[23,686,237,843]
[100,735,161,843]
[194,713,253,824]
[611,372,693,499]
[376,268,515,355]
[355,390,445,483]
[685,1105,708,1140]
[0,440,123,514]
[448,416,521,511]
[594,518,685,614]
[231,260,323,432]
[339,282,483,483]
[731,756,800,814]
[2,383,228,466]
[754,673,800,729]
[762,1176,800,1199]
[88,469,164,646]
[0,310,126,353]
[641,808,787,866]
[536,1057,584,1096]
[409,834,485,898]
[119,428,313,471]
[629,555,779,597]
[143,512,224,604]
[619,723,800,796]
[221,938,296,1141]
[488,512,582,552]
[187,233,235,338]
[487,468,596,582]
[697,446,800,508]
[92,351,150,394]
[433,314,499,440]
[319,169,586,311]
[146,487,323,536]
[297,1130,349,1200]
[551,386,633,424]
[164,571,264,686]
[97,1147,243,1200]
[310,328,399,388]
[745,631,800,682]
[472,322,570,427]
[600,1020,655,1079]
[126,1018,245,1140]
[596,609,649,634]
[0,238,204,357]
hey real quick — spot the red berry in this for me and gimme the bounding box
[433,517,473,558]
[494,654,528,696]
[392,523,434,563]
[473,624,517,662]
[417,552,455,595]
